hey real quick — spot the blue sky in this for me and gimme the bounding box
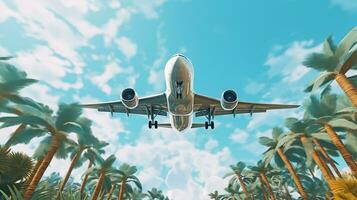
[0,0,356,199]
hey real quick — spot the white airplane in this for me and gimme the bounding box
[81,54,298,132]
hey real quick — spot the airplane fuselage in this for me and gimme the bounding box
[164,54,194,131]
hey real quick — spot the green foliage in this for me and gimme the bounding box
[146,188,170,200]
[0,146,33,194]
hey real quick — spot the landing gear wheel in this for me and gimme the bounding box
[154,120,158,129]
[210,121,214,129]
[205,121,209,129]
[148,121,152,129]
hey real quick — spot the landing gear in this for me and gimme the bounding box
[205,121,214,129]
[205,107,215,130]
[147,106,158,129]
[148,120,158,129]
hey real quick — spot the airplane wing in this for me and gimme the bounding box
[193,93,299,117]
[81,93,168,117]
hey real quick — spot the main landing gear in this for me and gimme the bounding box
[147,106,158,129]
[205,121,214,129]
[148,120,158,129]
[205,107,215,130]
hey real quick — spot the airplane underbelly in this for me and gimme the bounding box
[167,94,193,115]
[170,115,192,132]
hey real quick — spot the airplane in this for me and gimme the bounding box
[81,54,299,132]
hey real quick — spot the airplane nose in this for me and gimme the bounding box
[173,56,187,67]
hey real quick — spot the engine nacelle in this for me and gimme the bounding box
[221,90,238,110]
[121,88,139,109]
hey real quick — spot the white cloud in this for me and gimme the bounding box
[0,47,9,55]
[247,100,303,130]
[230,128,249,144]
[20,83,60,110]
[204,138,219,150]
[265,40,321,83]
[244,80,265,95]
[13,46,83,90]
[109,0,121,9]
[147,31,167,93]
[148,69,165,92]
[131,0,167,19]
[89,59,139,95]
[115,128,233,199]
[83,108,128,142]
[102,8,132,45]
[0,1,16,23]
[331,0,357,11]
[116,37,138,60]
[7,0,88,73]
[89,61,122,94]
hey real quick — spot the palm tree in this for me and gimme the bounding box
[209,190,223,200]
[0,146,33,194]
[303,88,357,176]
[284,118,336,187]
[146,188,169,200]
[248,161,276,200]
[0,56,14,60]
[0,103,85,199]
[223,162,251,199]
[312,137,342,178]
[301,175,328,200]
[303,27,357,106]
[114,163,142,200]
[0,60,37,104]
[85,154,116,200]
[221,183,241,200]
[57,117,108,197]
[129,188,146,200]
[259,127,308,199]
[80,147,105,194]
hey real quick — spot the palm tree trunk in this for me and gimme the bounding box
[313,138,342,178]
[283,184,292,200]
[56,148,84,199]
[118,179,126,200]
[100,189,105,200]
[260,173,276,200]
[258,176,269,200]
[236,173,250,199]
[80,159,93,194]
[317,150,336,179]
[300,136,333,188]
[107,184,116,200]
[25,157,44,187]
[276,147,308,200]
[324,123,357,177]
[91,172,105,200]
[335,73,357,108]
[23,134,61,200]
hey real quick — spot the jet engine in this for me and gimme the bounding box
[220,90,238,110]
[121,88,139,109]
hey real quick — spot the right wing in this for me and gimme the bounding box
[194,93,299,117]
[81,93,168,117]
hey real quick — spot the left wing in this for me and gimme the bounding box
[81,93,168,117]
[194,93,299,117]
